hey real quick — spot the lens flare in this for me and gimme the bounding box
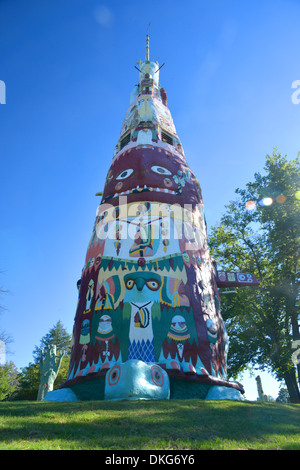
[245,200,256,211]
[258,197,273,207]
[276,194,287,204]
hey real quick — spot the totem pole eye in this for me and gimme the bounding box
[146,280,160,291]
[125,279,135,289]
[116,169,134,180]
[108,365,121,386]
[151,365,164,387]
[151,165,171,176]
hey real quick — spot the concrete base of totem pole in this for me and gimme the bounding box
[205,385,244,401]
[44,387,78,402]
[44,360,244,402]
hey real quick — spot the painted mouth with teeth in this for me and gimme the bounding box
[102,184,180,203]
[100,147,202,207]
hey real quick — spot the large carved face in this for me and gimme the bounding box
[101,148,202,207]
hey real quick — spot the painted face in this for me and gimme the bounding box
[105,361,169,400]
[124,272,161,293]
[206,318,217,333]
[102,147,202,207]
[81,319,90,336]
[168,315,190,341]
[170,315,187,331]
[123,271,162,306]
[97,315,113,334]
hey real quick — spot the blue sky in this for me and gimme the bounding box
[0,0,299,400]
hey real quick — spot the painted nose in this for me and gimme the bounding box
[136,166,146,180]
[135,277,146,291]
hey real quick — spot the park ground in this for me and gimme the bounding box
[0,399,299,450]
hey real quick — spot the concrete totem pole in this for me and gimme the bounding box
[45,35,259,402]
[255,375,269,402]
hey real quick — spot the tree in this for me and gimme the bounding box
[276,387,290,403]
[32,320,72,364]
[0,362,20,401]
[54,354,70,388]
[209,151,300,403]
[0,276,13,358]
[13,362,40,401]
[12,356,70,401]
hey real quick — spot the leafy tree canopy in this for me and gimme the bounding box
[32,320,72,364]
[209,151,300,402]
[0,362,19,401]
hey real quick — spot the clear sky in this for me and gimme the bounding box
[1,0,299,400]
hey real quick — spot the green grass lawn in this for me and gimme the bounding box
[0,399,299,450]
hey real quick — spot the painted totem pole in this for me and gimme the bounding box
[45,36,259,402]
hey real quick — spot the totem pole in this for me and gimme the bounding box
[45,34,259,402]
[255,375,268,402]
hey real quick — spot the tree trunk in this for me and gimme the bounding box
[284,370,300,403]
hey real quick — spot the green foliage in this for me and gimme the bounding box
[209,151,300,402]
[0,362,19,401]
[13,362,40,401]
[12,355,70,401]
[53,355,70,388]
[32,320,72,364]
[276,387,290,403]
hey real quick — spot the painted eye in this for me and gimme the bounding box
[146,280,160,291]
[151,365,164,387]
[116,169,134,180]
[125,279,135,290]
[108,365,121,386]
[151,166,172,176]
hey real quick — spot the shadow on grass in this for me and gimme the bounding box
[0,400,299,450]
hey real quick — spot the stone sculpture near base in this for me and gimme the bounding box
[37,344,64,401]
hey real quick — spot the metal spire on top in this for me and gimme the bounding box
[146,23,151,61]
